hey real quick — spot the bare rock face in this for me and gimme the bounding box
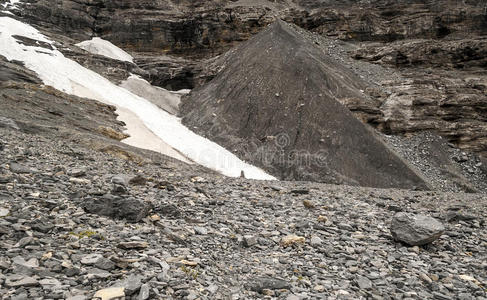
[390,212,445,246]
[16,1,486,57]
[349,39,487,157]
[180,20,428,189]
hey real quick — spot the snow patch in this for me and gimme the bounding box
[120,75,180,115]
[0,16,276,180]
[76,37,134,63]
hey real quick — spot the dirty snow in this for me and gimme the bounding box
[120,75,181,115]
[76,37,134,63]
[0,16,276,180]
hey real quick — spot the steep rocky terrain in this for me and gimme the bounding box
[0,0,486,299]
[180,20,429,189]
[1,109,486,299]
[11,1,486,157]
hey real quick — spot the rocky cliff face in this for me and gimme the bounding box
[180,21,430,189]
[5,0,487,157]
[17,0,487,57]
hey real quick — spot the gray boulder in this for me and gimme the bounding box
[391,212,445,246]
[82,195,151,223]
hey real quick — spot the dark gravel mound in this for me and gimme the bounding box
[181,20,428,190]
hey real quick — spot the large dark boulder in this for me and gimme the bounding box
[180,20,429,189]
[82,195,151,223]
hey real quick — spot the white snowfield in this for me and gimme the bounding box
[76,37,134,63]
[0,16,276,180]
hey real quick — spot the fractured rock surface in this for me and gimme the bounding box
[181,20,428,189]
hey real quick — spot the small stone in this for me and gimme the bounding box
[69,177,91,184]
[5,275,39,287]
[310,236,322,246]
[419,273,432,284]
[206,284,218,294]
[149,214,161,221]
[317,215,328,223]
[243,235,257,247]
[14,236,33,248]
[66,296,87,300]
[280,234,305,247]
[138,283,150,300]
[314,285,325,292]
[93,287,125,300]
[433,292,452,300]
[9,162,35,174]
[0,208,9,217]
[302,199,315,208]
[356,275,372,290]
[81,254,104,265]
[118,241,148,250]
[409,246,420,254]
[114,275,143,295]
[248,277,290,293]
[180,260,198,266]
[39,278,61,287]
[0,116,20,130]
[96,257,116,270]
[390,212,445,246]
[194,226,208,235]
[13,256,39,268]
[129,175,147,186]
[68,168,86,177]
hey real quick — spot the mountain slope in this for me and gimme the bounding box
[181,20,429,189]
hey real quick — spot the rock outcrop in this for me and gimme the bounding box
[12,0,485,60]
[180,20,428,189]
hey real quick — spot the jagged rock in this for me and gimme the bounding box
[80,254,104,266]
[248,277,290,293]
[0,208,9,217]
[0,116,19,130]
[16,1,486,58]
[356,275,373,290]
[81,195,151,222]
[9,162,35,174]
[5,275,39,287]
[242,235,257,248]
[114,275,143,296]
[138,284,150,300]
[390,212,445,246]
[181,20,429,189]
[117,241,148,250]
[68,167,86,177]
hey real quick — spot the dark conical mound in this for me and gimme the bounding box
[180,20,429,189]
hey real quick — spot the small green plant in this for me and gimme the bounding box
[68,230,104,240]
[180,265,199,280]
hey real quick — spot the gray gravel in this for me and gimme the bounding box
[0,127,486,299]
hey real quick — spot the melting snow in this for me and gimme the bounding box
[76,37,134,63]
[0,16,276,180]
[120,74,181,115]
